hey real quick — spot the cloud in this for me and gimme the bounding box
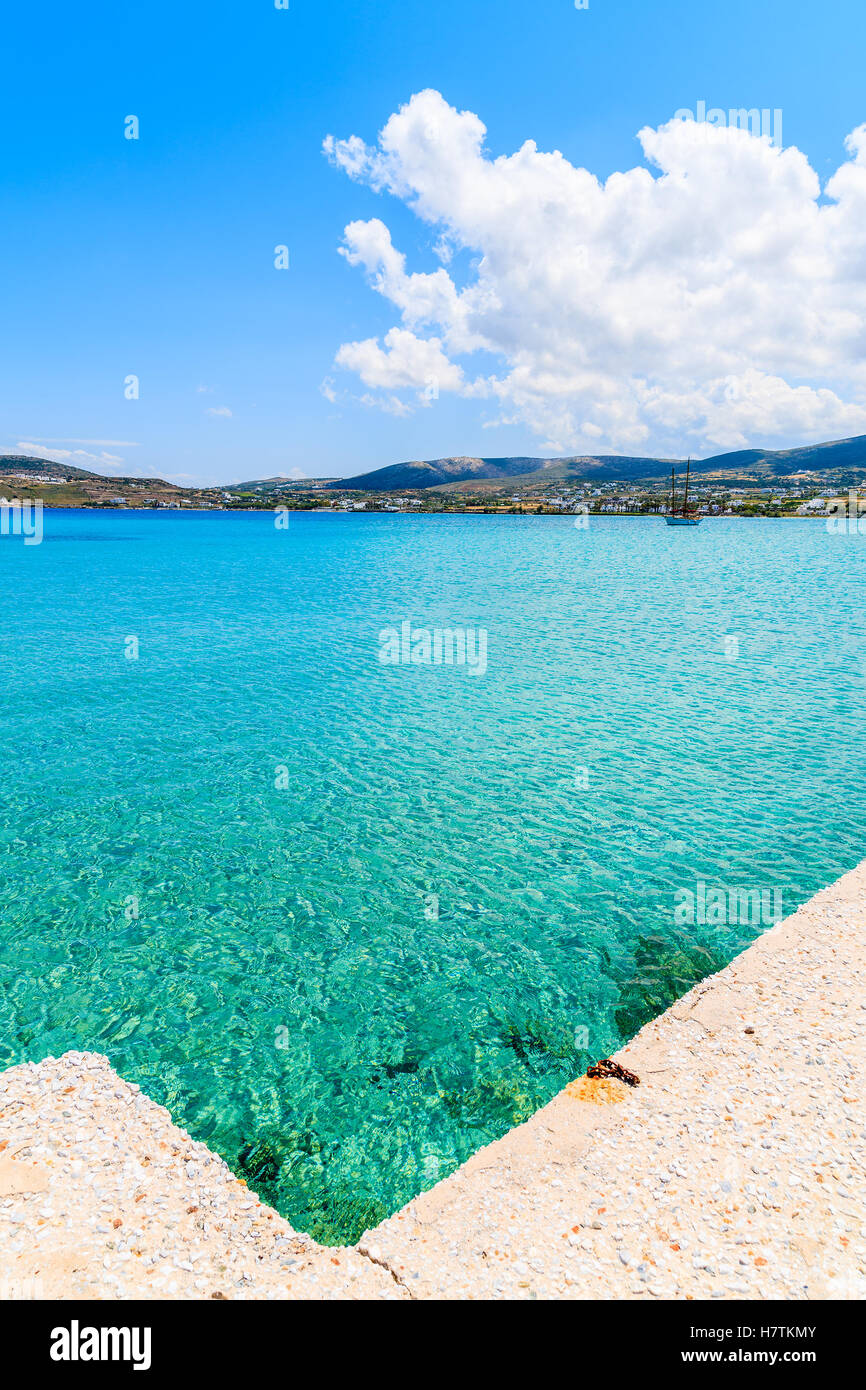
[13,442,129,473]
[335,326,463,394]
[24,437,140,447]
[358,392,414,417]
[325,91,866,453]
[206,406,233,418]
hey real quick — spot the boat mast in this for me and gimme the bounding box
[683,457,691,515]
[670,466,676,517]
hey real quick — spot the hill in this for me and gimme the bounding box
[0,455,191,507]
[0,454,107,482]
[323,435,866,492]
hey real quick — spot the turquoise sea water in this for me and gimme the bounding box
[1,509,864,1241]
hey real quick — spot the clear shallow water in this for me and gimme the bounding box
[0,509,863,1241]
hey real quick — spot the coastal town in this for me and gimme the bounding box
[303,479,864,519]
[1,453,863,519]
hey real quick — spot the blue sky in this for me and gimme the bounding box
[2,0,866,484]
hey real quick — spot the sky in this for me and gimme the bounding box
[3,0,866,485]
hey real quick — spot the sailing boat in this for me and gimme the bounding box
[664,457,701,526]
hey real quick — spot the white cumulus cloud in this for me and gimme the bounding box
[335,326,464,394]
[325,90,866,454]
[13,442,128,473]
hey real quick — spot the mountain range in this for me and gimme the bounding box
[322,435,866,491]
[3,431,866,502]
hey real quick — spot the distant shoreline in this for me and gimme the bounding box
[26,503,831,519]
